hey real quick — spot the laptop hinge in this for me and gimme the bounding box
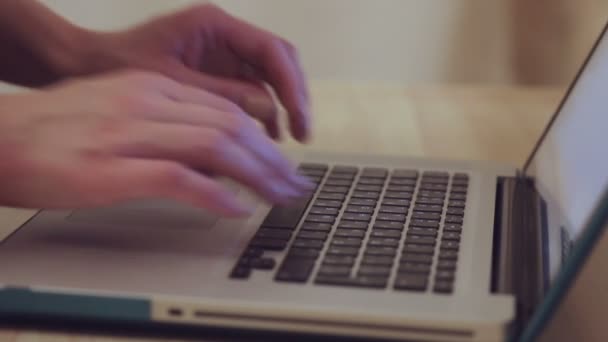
[493,176,545,337]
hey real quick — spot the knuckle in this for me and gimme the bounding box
[157,162,190,189]
[222,111,250,137]
[202,129,229,156]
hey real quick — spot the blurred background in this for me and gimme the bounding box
[36,0,608,85]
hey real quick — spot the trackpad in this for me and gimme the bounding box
[68,200,220,229]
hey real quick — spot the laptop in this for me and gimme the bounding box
[2,23,608,342]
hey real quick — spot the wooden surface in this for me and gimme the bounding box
[0,81,577,341]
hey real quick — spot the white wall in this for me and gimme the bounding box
[40,0,513,84]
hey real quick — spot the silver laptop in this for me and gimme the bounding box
[2,24,608,342]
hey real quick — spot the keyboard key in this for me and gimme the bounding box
[361,168,389,178]
[442,232,461,241]
[438,250,459,260]
[407,227,438,237]
[317,192,346,201]
[300,163,329,171]
[305,214,336,224]
[392,169,419,179]
[361,255,395,266]
[298,169,326,177]
[358,266,392,277]
[453,172,469,179]
[451,186,468,194]
[314,200,343,208]
[250,258,276,270]
[421,178,449,185]
[365,246,397,256]
[394,275,427,291]
[413,204,443,213]
[292,239,325,249]
[352,191,381,199]
[434,281,454,294]
[418,190,446,198]
[405,235,436,245]
[382,199,411,207]
[338,221,369,230]
[367,238,400,247]
[448,200,466,208]
[411,212,441,220]
[373,221,404,230]
[398,262,431,274]
[419,184,447,191]
[400,253,434,264]
[323,256,356,266]
[437,260,457,270]
[318,265,352,277]
[250,238,288,251]
[446,208,465,216]
[379,205,408,214]
[387,184,416,192]
[357,178,385,185]
[355,184,383,192]
[275,258,316,283]
[415,197,444,205]
[332,166,358,174]
[346,205,375,214]
[403,244,435,254]
[315,275,387,288]
[378,213,408,222]
[342,213,372,222]
[423,171,449,178]
[230,266,251,279]
[410,219,440,229]
[370,229,402,238]
[349,198,377,206]
[384,192,413,200]
[301,222,333,232]
[331,237,363,247]
[287,248,321,259]
[324,179,352,187]
[435,270,456,281]
[452,179,469,186]
[450,193,467,200]
[389,179,418,186]
[445,216,463,224]
[328,173,355,180]
[308,207,339,216]
[327,246,360,256]
[242,248,264,258]
[262,195,312,229]
[444,224,463,232]
[256,228,293,240]
[322,186,350,194]
[440,241,459,250]
[334,229,366,238]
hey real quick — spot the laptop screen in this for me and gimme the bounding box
[524,25,608,282]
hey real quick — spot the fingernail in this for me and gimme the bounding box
[243,95,276,121]
[231,201,255,217]
[293,174,315,190]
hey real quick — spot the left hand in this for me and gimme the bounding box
[77,3,311,142]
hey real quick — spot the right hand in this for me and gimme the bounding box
[0,71,311,216]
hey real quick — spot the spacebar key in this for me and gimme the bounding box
[262,194,313,229]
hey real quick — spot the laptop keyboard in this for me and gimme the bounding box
[230,163,468,294]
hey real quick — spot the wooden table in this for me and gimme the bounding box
[4,81,602,341]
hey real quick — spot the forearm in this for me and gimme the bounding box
[0,0,90,86]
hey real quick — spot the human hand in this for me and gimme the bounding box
[76,3,311,142]
[0,71,311,215]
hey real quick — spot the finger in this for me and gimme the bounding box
[135,100,300,185]
[112,121,306,203]
[91,159,252,216]
[217,15,311,141]
[165,62,280,139]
